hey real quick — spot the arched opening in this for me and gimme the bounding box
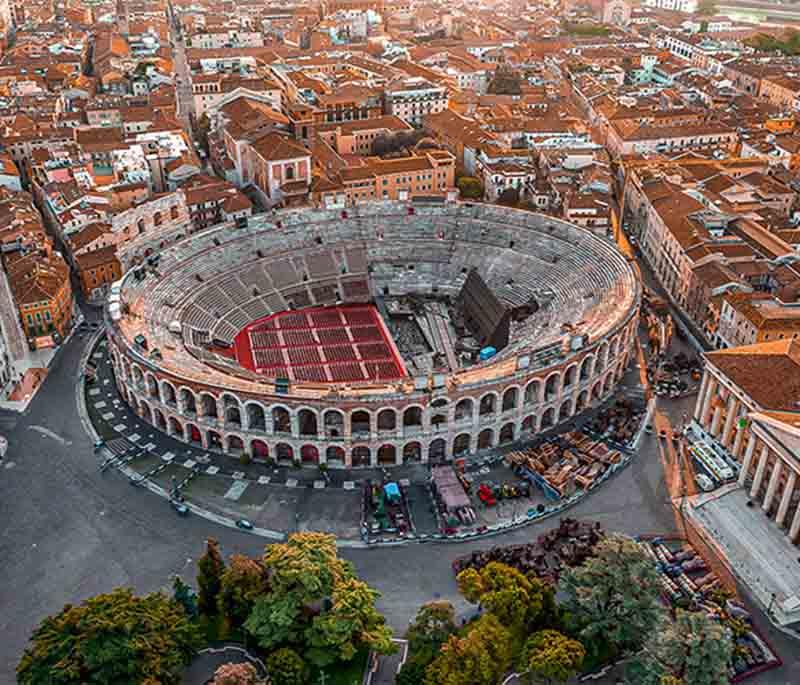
[251,439,269,458]
[201,393,218,419]
[521,415,535,434]
[454,398,473,422]
[431,397,448,410]
[225,405,241,427]
[575,390,589,412]
[351,410,371,436]
[187,423,202,444]
[169,416,183,437]
[479,393,496,416]
[541,408,555,430]
[326,446,345,464]
[208,430,222,449]
[591,381,603,401]
[298,409,318,437]
[180,388,196,415]
[276,443,294,462]
[603,374,613,395]
[378,444,396,465]
[137,218,145,235]
[154,409,167,430]
[580,356,593,381]
[559,399,572,422]
[477,428,494,450]
[564,365,578,390]
[544,374,559,401]
[429,438,446,461]
[154,211,162,226]
[352,446,370,467]
[323,410,344,437]
[162,382,177,406]
[301,444,319,464]
[247,403,266,431]
[499,422,515,444]
[502,387,518,412]
[377,408,396,431]
[403,442,422,462]
[524,381,540,405]
[597,343,609,370]
[140,402,153,424]
[132,366,144,390]
[453,433,470,456]
[227,435,244,454]
[272,406,291,434]
[403,406,423,428]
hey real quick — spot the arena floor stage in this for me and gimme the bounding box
[232,304,407,383]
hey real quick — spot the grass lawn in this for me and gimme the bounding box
[309,649,370,685]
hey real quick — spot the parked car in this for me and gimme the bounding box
[695,473,715,492]
[171,500,189,516]
[235,518,254,530]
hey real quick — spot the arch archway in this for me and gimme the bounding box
[326,446,345,464]
[575,390,589,413]
[479,393,496,416]
[161,381,177,406]
[179,388,196,414]
[301,444,319,464]
[377,408,396,431]
[563,364,578,390]
[351,410,371,436]
[580,356,593,382]
[502,387,518,412]
[272,406,291,434]
[403,406,423,428]
[298,409,318,436]
[200,393,218,419]
[403,441,422,462]
[544,373,559,401]
[208,430,222,449]
[352,446,370,467]
[323,410,344,437]
[477,428,494,450]
[378,444,396,465]
[541,407,555,430]
[454,398,473,422]
[186,423,202,444]
[559,399,572,422]
[499,422,515,444]
[251,439,269,458]
[247,403,266,431]
[591,381,603,401]
[524,380,540,405]
[227,435,244,453]
[429,438,446,461]
[154,408,167,430]
[276,443,294,461]
[521,414,535,434]
[453,433,470,456]
[169,416,183,437]
[225,405,242,427]
[431,412,447,429]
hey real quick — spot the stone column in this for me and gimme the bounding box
[749,445,770,500]
[789,500,800,541]
[694,372,710,420]
[710,404,723,437]
[732,418,746,461]
[721,395,738,447]
[776,471,797,527]
[738,434,757,487]
[763,459,784,512]
[699,376,717,429]
[290,413,299,438]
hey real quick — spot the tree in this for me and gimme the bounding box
[558,535,664,653]
[197,538,226,616]
[521,630,585,684]
[305,578,395,667]
[406,601,457,654]
[211,662,260,685]
[457,175,484,199]
[17,588,202,685]
[196,112,211,153]
[266,648,307,685]
[173,575,198,619]
[456,562,548,633]
[625,610,733,685]
[424,614,514,685]
[219,554,268,627]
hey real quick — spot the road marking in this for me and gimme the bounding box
[161,452,174,462]
[129,433,141,442]
[113,423,127,432]
[183,459,196,469]
[258,475,270,484]
[101,412,115,420]
[29,425,72,446]
[286,478,298,488]
[94,401,107,409]
[224,481,249,501]
[206,465,219,475]
[233,471,245,480]
[88,388,100,396]
[314,480,326,489]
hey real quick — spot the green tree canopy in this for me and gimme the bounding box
[457,175,484,199]
[424,614,514,685]
[17,588,202,685]
[266,647,307,685]
[625,610,733,685]
[406,600,457,654]
[197,538,226,616]
[521,629,585,684]
[218,554,268,627]
[558,535,664,653]
[457,561,548,633]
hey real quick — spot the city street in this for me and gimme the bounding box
[0,303,797,684]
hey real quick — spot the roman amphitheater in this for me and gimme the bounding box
[105,201,640,468]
